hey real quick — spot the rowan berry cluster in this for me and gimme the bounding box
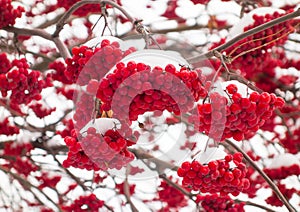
[190,0,210,4]
[29,102,56,119]
[279,128,300,154]
[158,180,187,208]
[36,172,61,189]
[0,117,19,136]
[61,194,104,212]
[3,142,33,156]
[48,60,72,84]
[116,182,136,195]
[96,62,207,121]
[0,0,24,29]
[0,57,52,105]
[196,193,245,212]
[226,11,294,76]
[63,127,135,171]
[57,0,101,16]
[177,152,250,196]
[192,84,285,141]
[66,39,136,85]
[56,119,74,138]
[265,183,298,207]
[264,164,300,180]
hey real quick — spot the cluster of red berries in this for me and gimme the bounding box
[264,164,300,180]
[29,102,56,119]
[57,0,101,16]
[0,117,19,136]
[56,118,74,138]
[226,11,294,75]
[96,61,207,122]
[3,157,38,177]
[192,84,285,141]
[79,127,135,170]
[61,194,104,212]
[279,128,300,154]
[63,127,135,171]
[3,142,37,177]
[3,142,33,156]
[177,152,250,196]
[36,172,61,189]
[116,182,136,195]
[161,0,185,24]
[265,183,298,207]
[48,60,72,84]
[63,129,101,171]
[196,193,245,212]
[66,39,136,85]
[190,0,210,4]
[157,180,187,208]
[73,92,97,129]
[0,0,24,29]
[0,57,52,105]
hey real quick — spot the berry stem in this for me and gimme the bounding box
[225,139,296,212]
[188,8,300,63]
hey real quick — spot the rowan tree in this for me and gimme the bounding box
[0,0,300,211]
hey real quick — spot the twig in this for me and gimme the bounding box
[53,0,136,38]
[187,8,300,63]
[123,167,138,212]
[225,139,296,212]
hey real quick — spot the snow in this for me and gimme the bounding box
[268,153,300,169]
[80,118,121,135]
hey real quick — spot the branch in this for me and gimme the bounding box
[188,8,300,63]
[129,148,179,172]
[0,165,62,212]
[225,139,296,212]
[53,0,136,38]
[3,26,71,59]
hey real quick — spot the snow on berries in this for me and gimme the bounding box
[96,61,207,122]
[0,0,24,29]
[62,127,135,171]
[177,152,250,196]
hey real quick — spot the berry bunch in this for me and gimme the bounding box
[65,39,136,85]
[264,164,300,180]
[57,0,101,16]
[80,127,135,170]
[279,128,300,154]
[63,129,101,171]
[0,58,52,105]
[3,142,33,156]
[196,193,245,212]
[116,182,136,195]
[3,157,38,177]
[177,152,250,196]
[56,118,74,138]
[0,117,19,136]
[192,84,285,141]
[29,102,56,119]
[265,183,298,207]
[48,60,72,84]
[96,62,207,122]
[63,128,135,171]
[190,0,210,4]
[225,11,294,75]
[158,180,187,208]
[36,172,61,189]
[61,194,104,212]
[0,0,24,29]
